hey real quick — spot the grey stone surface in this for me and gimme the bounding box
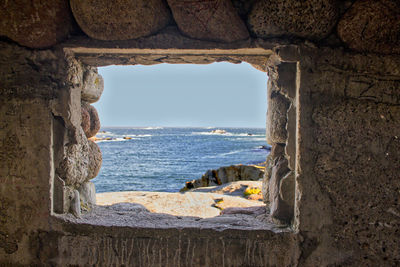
[266,86,290,144]
[81,67,104,103]
[70,0,172,41]
[57,128,90,186]
[269,157,292,223]
[262,144,286,204]
[78,182,96,210]
[167,0,249,43]
[86,140,102,181]
[337,0,400,54]
[247,0,339,40]
[1,9,400,265]
[286,103,296,170]
[70,190,81,218]
[279,172,295,210]
[0,1,75,48]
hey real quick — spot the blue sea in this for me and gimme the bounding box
[92,127,270,193]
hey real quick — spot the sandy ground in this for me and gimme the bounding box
[96,181,264,218]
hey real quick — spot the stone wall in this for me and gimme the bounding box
[1,0,400,266]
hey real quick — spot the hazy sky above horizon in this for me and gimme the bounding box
[94,62,267,128]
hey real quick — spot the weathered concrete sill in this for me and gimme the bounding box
[53,204,291,233]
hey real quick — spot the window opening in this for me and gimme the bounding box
[90,62,270,218]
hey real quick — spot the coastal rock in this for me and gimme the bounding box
[0,1,75,48]
[81,67,104,103]
[266,89,290,144]
[69,0,172,41]
[167,0,249,43]
[337,0,400,54]
[81,102,100,138]
[87,140,102,181]
[247,0,339,40]
[181,165,264,191]
[78,182,96,211]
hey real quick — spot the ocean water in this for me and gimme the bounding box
[92,127,270,193]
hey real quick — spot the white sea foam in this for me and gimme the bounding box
[126,134,152,137]
[140,127,163,130]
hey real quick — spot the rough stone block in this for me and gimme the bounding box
[70,190,81,218]
[266,89,290,144]
[262,144,286,204]
[78,182,96,211]
[269,157,292,224]
[337,0,400,54]
[87,140,102,181]
[167,0,249,43]
[248,0,338,40]
[70,0,172,41]
[279,172,295,210]
[286,104,296,170]
[81,102,100,138]
[81,68,104,103]
[57,128,90,187]
[0,1,75,48]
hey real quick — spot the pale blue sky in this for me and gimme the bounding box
[94,62,267,128]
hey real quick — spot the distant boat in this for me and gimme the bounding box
[210,129,227,134]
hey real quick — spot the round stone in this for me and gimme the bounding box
[81,102,101,138]
[337,0,400,54]
[167,0,249,43]
[0,1,75,48]
[247,0,339,40]
[87,140,102,180]
[70,0,172,40]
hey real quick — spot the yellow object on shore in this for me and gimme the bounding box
[244,187,261,196]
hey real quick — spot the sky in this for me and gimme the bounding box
[94,62,268,128]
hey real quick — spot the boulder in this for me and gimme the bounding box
[167,0,249,42]
[266,89,290,144]
[247,0,338,40]
[0,1,75,48]
[337,0,400,54]
[87,140,102,181]
[69,0,172,41]
[81,68,104,103]
[81,102,100,138]
[78,181,97,211]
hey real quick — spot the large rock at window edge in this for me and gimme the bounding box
[82,67,104,103]
[81,102,100,138]
[70,0,172,40]
[87,140,102,181]
[247,0,338,40]
[337,0,400,54]
[0,1,75,48]
[167,0,249,43]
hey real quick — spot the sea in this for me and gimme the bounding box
[92,127,270,193]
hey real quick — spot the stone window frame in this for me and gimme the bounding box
[55,43,298,230]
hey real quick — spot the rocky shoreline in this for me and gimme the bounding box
[96,164,266,218]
